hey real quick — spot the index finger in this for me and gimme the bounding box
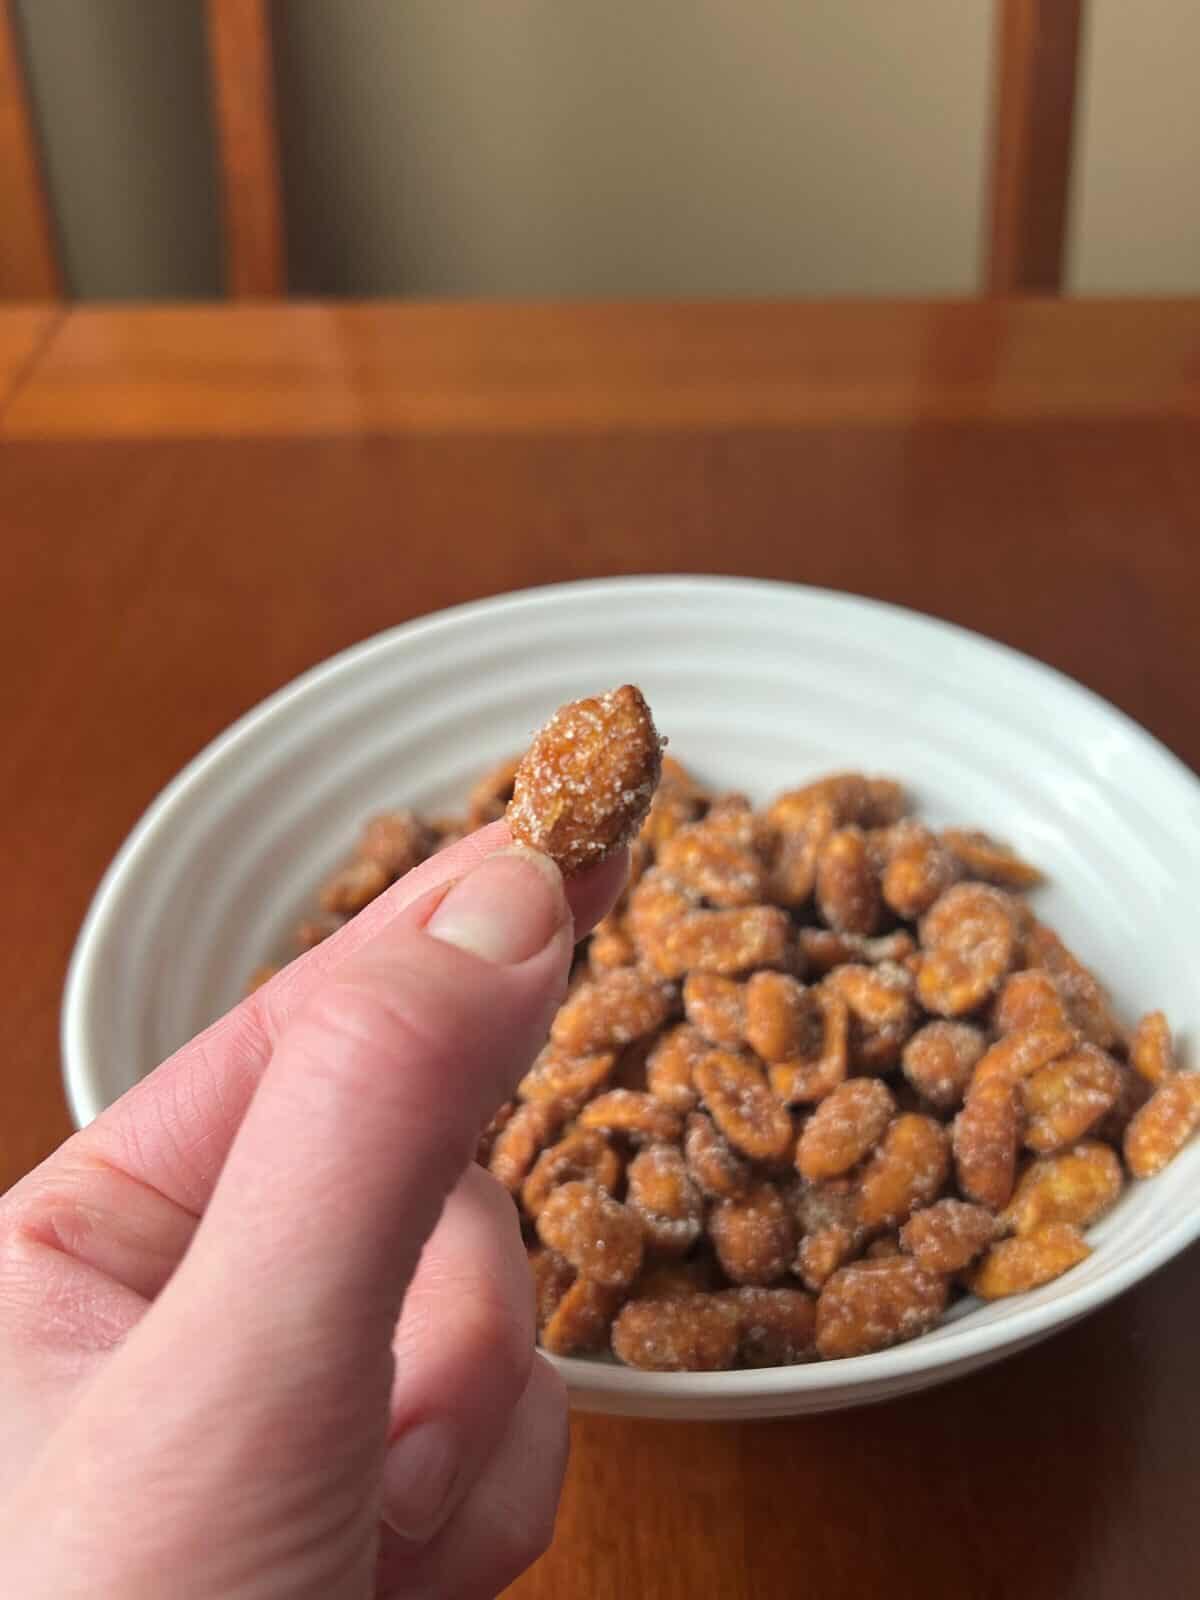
[71,823,627,1217]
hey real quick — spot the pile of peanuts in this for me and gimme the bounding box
[254,695,1200,1371]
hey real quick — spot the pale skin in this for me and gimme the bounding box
[0,824,627,1598]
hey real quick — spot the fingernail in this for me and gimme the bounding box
[381,1419,460,1542]
[427,845,566,964]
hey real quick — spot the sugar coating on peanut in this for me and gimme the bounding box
[1002,1142,1122,1233]
[541,1275,626,1356]
[683,1110,753,1199]
[695,1051,794,1163]
[611,1295,740,1371]
[626,1143,704,1256]
[797,1078,895,1181]
[709,1180,796,1285]
[1124,1073,1200,1178]
[900,1198,999,1274]
[646,1024,707,1112]
[858,1114,950,1229]
[522,1129,622,1216]
[723,1286,817,1367]
[917,883,1022,1017]
[969,1222,1090,1300]
[953,1073,1023,1211]
[518,1047,615,1113]
[902,1021,987,1110]
[536,1180,644,1289]
[816,1256,948,1360]
[507,684,665,874]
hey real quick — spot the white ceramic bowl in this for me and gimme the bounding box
[62,577,1200,1419]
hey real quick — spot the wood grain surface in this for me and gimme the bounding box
[1,299,1198,1599]
[5,299,1200,439]
[0,302,57,409]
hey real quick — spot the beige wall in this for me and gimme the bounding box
[12,1,1200,301]
[1071,0,1200,293]
[18,0,221,298]
[276,0,989,298]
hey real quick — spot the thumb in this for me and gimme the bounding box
[163,842,573,1373]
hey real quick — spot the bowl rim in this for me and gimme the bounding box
[60,574,1200,1396]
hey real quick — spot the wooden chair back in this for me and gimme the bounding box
[0,0,1083,301]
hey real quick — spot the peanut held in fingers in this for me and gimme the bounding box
[507,684,665,873]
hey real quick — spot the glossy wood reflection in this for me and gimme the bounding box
[1,299,1197,1600]
[0,302,57,407]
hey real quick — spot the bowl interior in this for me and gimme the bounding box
[62,578,1200,1418]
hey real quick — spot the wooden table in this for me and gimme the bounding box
[3,298,1199,1599]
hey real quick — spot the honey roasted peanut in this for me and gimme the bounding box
[355,808,434,878]
[488,1101,566,1193]
[953,1074,1023,1211]
[916,884,1021,1017]
[522,1129,622,1217]
[683,972,747,1049]
[646,1024,707,1112]
[626,1143,705,1256]
[551,968,676,1055]
[318,858,390,916]
[993,969,1073,1036]
[815,826,883,936]
[610,1294,740,1371]
[468,754,521,828]
[941,827,1043,889]
[536,1180,644,1289]
[709,1181,796,1285]
[1124,1073,1200,1178]
[683,1110,754,1200]
[518,1047,615,1114]
[507,684,664,873]
[901,1021,987,1110]
[881,822,962,920]
[643,904,791,981]
[1002,1142,1123,1234]
[968,1222,1090,1300]
[695,1051,794,1163]
[577,1090,684,1145]
[858,1114,951,1229]
[743,971,807,1063]
[1129,1010,1174,1087]
[658,814,767,907]
[1023,1046,1122,1154]
[796,1078,895,1182]
[722,1286,817,1367]
[764,986,850,1106]
[826,961,916,1073]
[529,1246,575,1332]
[899,1198,999,1274]
[541,1275,626,1356]
[798,927,917,975]
[1023,921,1124,1051]
[815,1256,948,1360]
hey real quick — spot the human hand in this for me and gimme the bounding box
[0,826,626,1598]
